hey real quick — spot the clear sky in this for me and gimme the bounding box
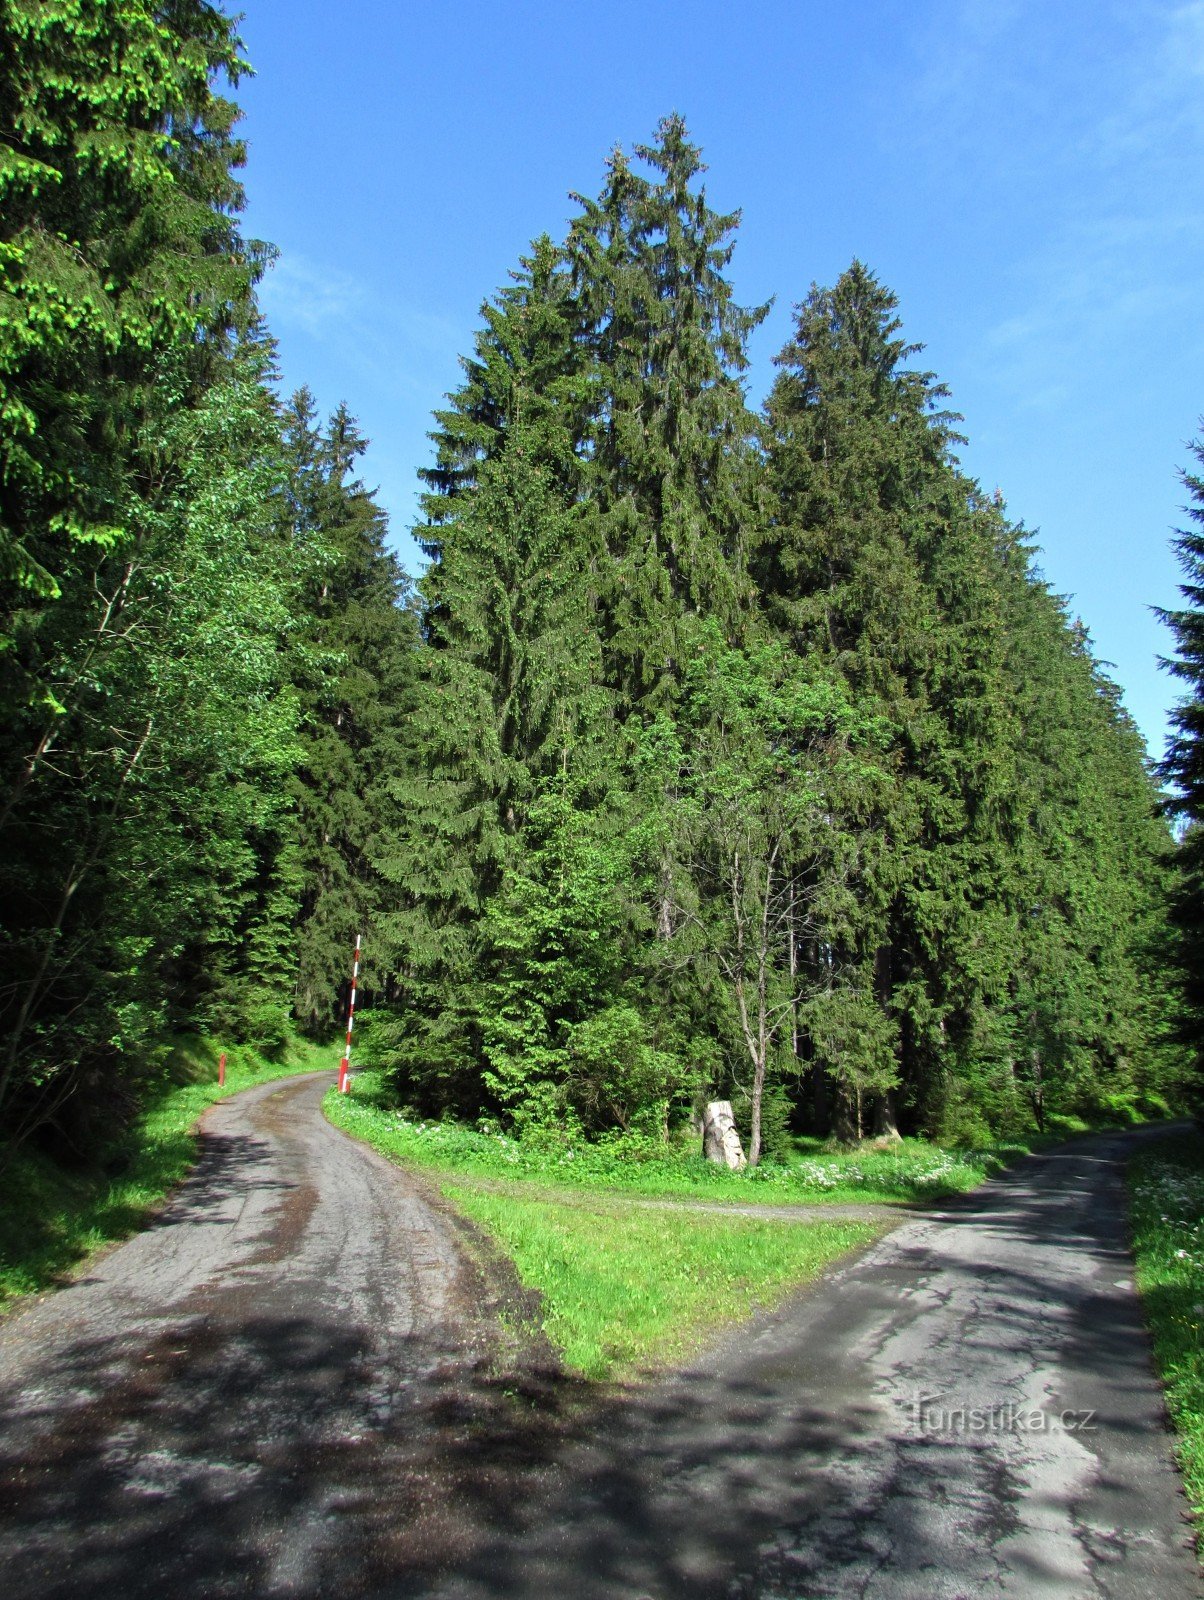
[234,0,1204,760]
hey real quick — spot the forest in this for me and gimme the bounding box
[2,0,1202,1176]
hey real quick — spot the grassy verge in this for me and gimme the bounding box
[1129,1129,1204,1532]
[326,1074,899,1378]
[444,1184,879,1379]
[0,1033,339,1311]
[326,1069,1040,1206]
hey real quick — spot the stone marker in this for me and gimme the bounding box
[702,1101,747,1169]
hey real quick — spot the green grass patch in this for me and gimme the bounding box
[326,1069,1036,1206]
[445,1185,879,1379]
[1129,1129,1204,1532]
[0,1033,339,1311]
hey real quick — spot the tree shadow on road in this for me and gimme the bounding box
[0,1127,1198,1599]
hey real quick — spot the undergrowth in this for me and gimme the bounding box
[327,1069,1037,1206]
[1129,1128,1204,1535]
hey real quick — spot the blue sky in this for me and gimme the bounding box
[235,0,1204,759]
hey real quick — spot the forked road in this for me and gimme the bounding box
[0,1074,1199,1599]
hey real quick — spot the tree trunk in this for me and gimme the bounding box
[811,1063,830,1136]
[788,877,798,1056]
[830,1089,859,1144]
[748,1055,765,1167]
[871,1090,902,1141]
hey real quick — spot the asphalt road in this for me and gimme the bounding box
[0,1072,502,1597]
[0,1076,1199,1599]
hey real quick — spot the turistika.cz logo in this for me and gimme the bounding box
[912,1396,1097,1434]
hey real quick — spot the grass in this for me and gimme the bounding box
[1129,1128,1204,1533]
[326,1069,1040,1206]
[445,1184,880,1379]
[325,1072,992,1379]
[0,1032,339,1311]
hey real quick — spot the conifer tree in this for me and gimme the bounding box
[761,262,1012,1134]
[1157,432,1204,1081]
[282,394,419,1034]
[567,116,766,701]
[983,529,1178,1130]
[379,239,608,1111]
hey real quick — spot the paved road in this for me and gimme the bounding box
[433,1126,1203,1600]
[0,1080,1199,1598]
[0,1072,502,1597]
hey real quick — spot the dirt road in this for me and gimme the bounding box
[0,1078,1199,1598]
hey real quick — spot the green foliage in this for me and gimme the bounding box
[634,624,890,1162]
[475,783,630,1129]
[326,1069,1039,1207]
[760,258,1183,1138]
[565,1004,692,1135]
[444,1186,878,1379]
[1129,1131,1204,1531]
[377,123,1185,1153]
[806,986,901,1138]
[1158,433,1204,1087]
[0,3,306,1155]
[0,349,307,1146]
[566,115,766,698]
[0,0,261,695]
[0,61,1188,1189]
[283,390,419,1033]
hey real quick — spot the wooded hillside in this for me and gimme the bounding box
[0,4,1194,1166]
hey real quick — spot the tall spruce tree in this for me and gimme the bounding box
[982,522,1177,1129]
[567,115,766,702]
[378,238,608,1112]
[1158,432,1204,1084]
[565,118,777,1069]
[282,393,418,1034]
[761,262,1013,1135]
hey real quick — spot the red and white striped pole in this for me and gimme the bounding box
[338,934,361,1094]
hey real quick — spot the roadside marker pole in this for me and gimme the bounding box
[338,934,361,1094]
[218,1051,227,1088]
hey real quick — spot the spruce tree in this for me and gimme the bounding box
[985,529,1178,1130]
[567,115,766,702]
[379,238,608,1112]
[1157,432,1204,1083]
[282,392,419,1034]
[761,262,1012,1135]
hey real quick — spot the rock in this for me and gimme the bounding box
[702,1101,747,1170]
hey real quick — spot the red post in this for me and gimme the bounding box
[339,934,361,1094]
[218,1051,227,1088]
